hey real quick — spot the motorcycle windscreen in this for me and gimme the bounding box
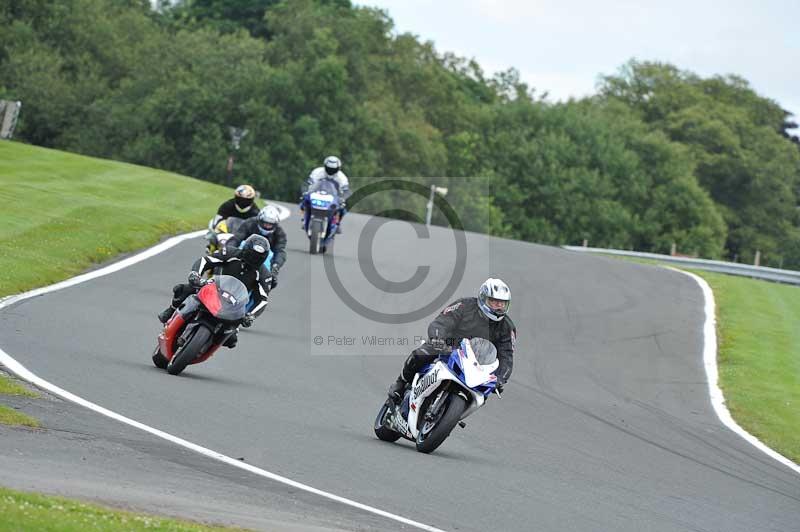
[211,275,249,321]
[309,178,339,197]
[469,337,497,365]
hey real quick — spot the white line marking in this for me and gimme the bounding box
[0,231,446,532]
[674,268,800,475]
[270,203,292,222]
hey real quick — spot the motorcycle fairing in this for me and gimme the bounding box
[309,191,334,209]
[158,313,186,361]
[301,180,340,244]
[398,339,499,439]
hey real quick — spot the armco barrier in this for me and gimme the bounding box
[562,246,800,286]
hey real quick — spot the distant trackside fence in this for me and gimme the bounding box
[562,246,800,286]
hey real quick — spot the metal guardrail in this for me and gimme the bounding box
[562,246,800,286]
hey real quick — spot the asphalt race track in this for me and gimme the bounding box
[1,203,799,532]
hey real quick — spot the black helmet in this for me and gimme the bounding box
[241,234,270,268]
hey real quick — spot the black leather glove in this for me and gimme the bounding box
[428,336,448,353]
[270,265,279,289]
[241,313,255,328]
[188,271,204,287]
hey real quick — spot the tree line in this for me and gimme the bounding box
[2,0,799,266]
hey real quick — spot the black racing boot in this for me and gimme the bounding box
[336,223,342,235]
[158,306,176,324]
[387,377,407,403]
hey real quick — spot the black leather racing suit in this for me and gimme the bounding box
[216,198,260,220]
[399,297,516,385]
[168,248,272,319]
[226,218,287,272]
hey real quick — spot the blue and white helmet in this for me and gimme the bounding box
[323,155,342,176]
[478,278,511,321]
[257,205,281,235]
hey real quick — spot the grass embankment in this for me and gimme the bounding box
[0,141,245,527]
[0,487,246,532]
[0,373,39,427]
[0,141,230,298]
[700,271,800,462]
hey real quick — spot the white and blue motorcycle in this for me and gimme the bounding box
[374,337,500,454]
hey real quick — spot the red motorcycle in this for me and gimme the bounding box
[152,275,248,375]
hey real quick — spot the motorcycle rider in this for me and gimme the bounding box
[303,155,350,234]
[210,184,260,228]
[157,235,274,348]
[225,204,287,289]
[387,278,516,401]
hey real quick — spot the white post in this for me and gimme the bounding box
[425,185,435,227]
[425,185,448,227]
[754,250,761,267]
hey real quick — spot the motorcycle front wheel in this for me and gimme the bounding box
[415,394,468,454]
[167,326,212,376]
[309,218,324,254]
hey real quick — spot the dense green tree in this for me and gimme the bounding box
[2,2,796,266]
[599,60,800,265]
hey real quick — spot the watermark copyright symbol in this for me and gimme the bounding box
[313,336,324,346]
[322,179,467,325]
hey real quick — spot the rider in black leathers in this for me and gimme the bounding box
[226,205,287,289]
[158,235,273,347]
[209,184,260,229]
[388,278,517,401]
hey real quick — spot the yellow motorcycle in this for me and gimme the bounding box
[204,216,247,254]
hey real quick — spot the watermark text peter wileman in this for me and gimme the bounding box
[313,335,426,347]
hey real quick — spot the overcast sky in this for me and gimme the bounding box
[358,0,799,120]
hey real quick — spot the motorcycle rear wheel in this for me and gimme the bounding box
[374,400,402,442]
[415,394,468,454]
[152,346,168,369]
[167,326,212,376]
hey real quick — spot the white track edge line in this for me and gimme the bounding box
[673,268,800,475]
[0,230,446,532]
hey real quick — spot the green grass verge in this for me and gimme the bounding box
[0,142,251,526]
[0,486,247,531]
[608,255,800,462]
[0,374,38,397]
[0,374,40,426]
[0,141,230,298]
[0,404,39,427]
[700,271,800,462]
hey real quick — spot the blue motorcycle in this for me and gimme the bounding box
[373,338,501,454]
[300,179,340,254]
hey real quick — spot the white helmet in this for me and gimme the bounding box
[257,205,281,235]
[478,278,511,321]
[324,155,342,176]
